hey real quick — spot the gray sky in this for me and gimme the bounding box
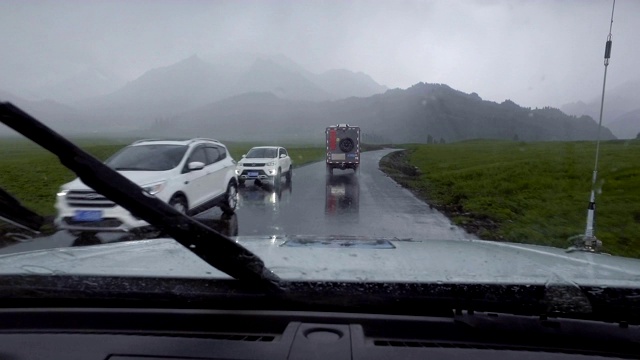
[1,0,638,108]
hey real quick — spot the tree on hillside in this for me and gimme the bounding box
[427,134,433,144]
[636,132,640,139]
[440,138,446,144]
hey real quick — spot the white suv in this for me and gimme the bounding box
[236,146,292,186]
[54,138,238,234]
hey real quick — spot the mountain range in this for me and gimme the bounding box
[148,83,614,143]
[561,80,640,139]
[73,54,387,129]
[0,90,93,135]
[1,54,615,143]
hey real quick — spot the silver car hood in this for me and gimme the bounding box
[0,236,639,287]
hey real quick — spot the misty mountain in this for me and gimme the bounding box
[608,108,640,139]
[32,67,125,104]
[0,89,92,136]
[76,55,233,127]
[147,92,324,143]
[148,83,614,144]
[206,53,387,99]
[74,54,388,128]
[233,58,331,101]
[561,80,640,138]
[312,69,388,99]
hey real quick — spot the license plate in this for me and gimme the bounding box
[73,210,103,222]
[248,171,259,177]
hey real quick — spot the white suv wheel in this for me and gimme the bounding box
[169,196,188,214]
[221,183,238,214]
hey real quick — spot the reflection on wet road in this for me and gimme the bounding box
[325,173,359,216]
[235,149,473,240]
[0,149,473,255]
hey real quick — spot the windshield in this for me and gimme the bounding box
[105,144,188,171]
[246,148,277,159]
[1,0,640,319]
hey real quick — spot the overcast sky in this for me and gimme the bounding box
[1,0,638,108]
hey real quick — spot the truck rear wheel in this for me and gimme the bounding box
[339,138,355,152]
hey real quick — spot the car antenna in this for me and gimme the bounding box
[567,0,615,253]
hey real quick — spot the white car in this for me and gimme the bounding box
[236,146,292,186]
[54,138,239,234]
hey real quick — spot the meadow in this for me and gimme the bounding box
[380,139,640,258]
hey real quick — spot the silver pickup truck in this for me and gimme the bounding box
[325,124,360,175]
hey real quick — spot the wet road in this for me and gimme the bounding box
[232,149,473,239]
[0,149,473,255]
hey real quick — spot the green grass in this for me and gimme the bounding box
[380,139,640,258]
[0,139,325,217]
[0,139,131,217]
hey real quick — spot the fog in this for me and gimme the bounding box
[1,0,638,109]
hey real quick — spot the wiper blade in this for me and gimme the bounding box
[0,102,281,291]
[0,187,44,233]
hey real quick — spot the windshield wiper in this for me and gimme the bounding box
[0,187,44,233]
[0,102,281,291]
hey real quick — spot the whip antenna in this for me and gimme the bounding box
[568,0,615,253]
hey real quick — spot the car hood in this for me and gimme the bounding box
[238,158,277,165]
[62,170,175,190]
[0,236,639,287]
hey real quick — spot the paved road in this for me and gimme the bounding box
[0,149,473,255]
[233,149,472,239]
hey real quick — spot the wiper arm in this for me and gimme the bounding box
[0,187,44,233]
[0,102,281,291]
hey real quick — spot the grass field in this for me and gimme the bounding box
[380,139,640,258]
[0,138,325,217]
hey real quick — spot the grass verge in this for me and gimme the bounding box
[379,140,640,258]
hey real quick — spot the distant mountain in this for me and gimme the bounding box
[0,89,91,136]
[33,67,125,104]
[147,92,324,142]
[74,54,388,128]
[147,83,615,143]
[311,69,388,99]
[608,108,640,139]
[561,80,640,138]
[205,52,387,99]
[233,58,331,101]
[76,55,233,127]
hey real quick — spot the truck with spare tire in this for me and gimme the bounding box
[325,124,360,175]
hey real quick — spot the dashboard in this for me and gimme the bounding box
[1,306,638,360]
